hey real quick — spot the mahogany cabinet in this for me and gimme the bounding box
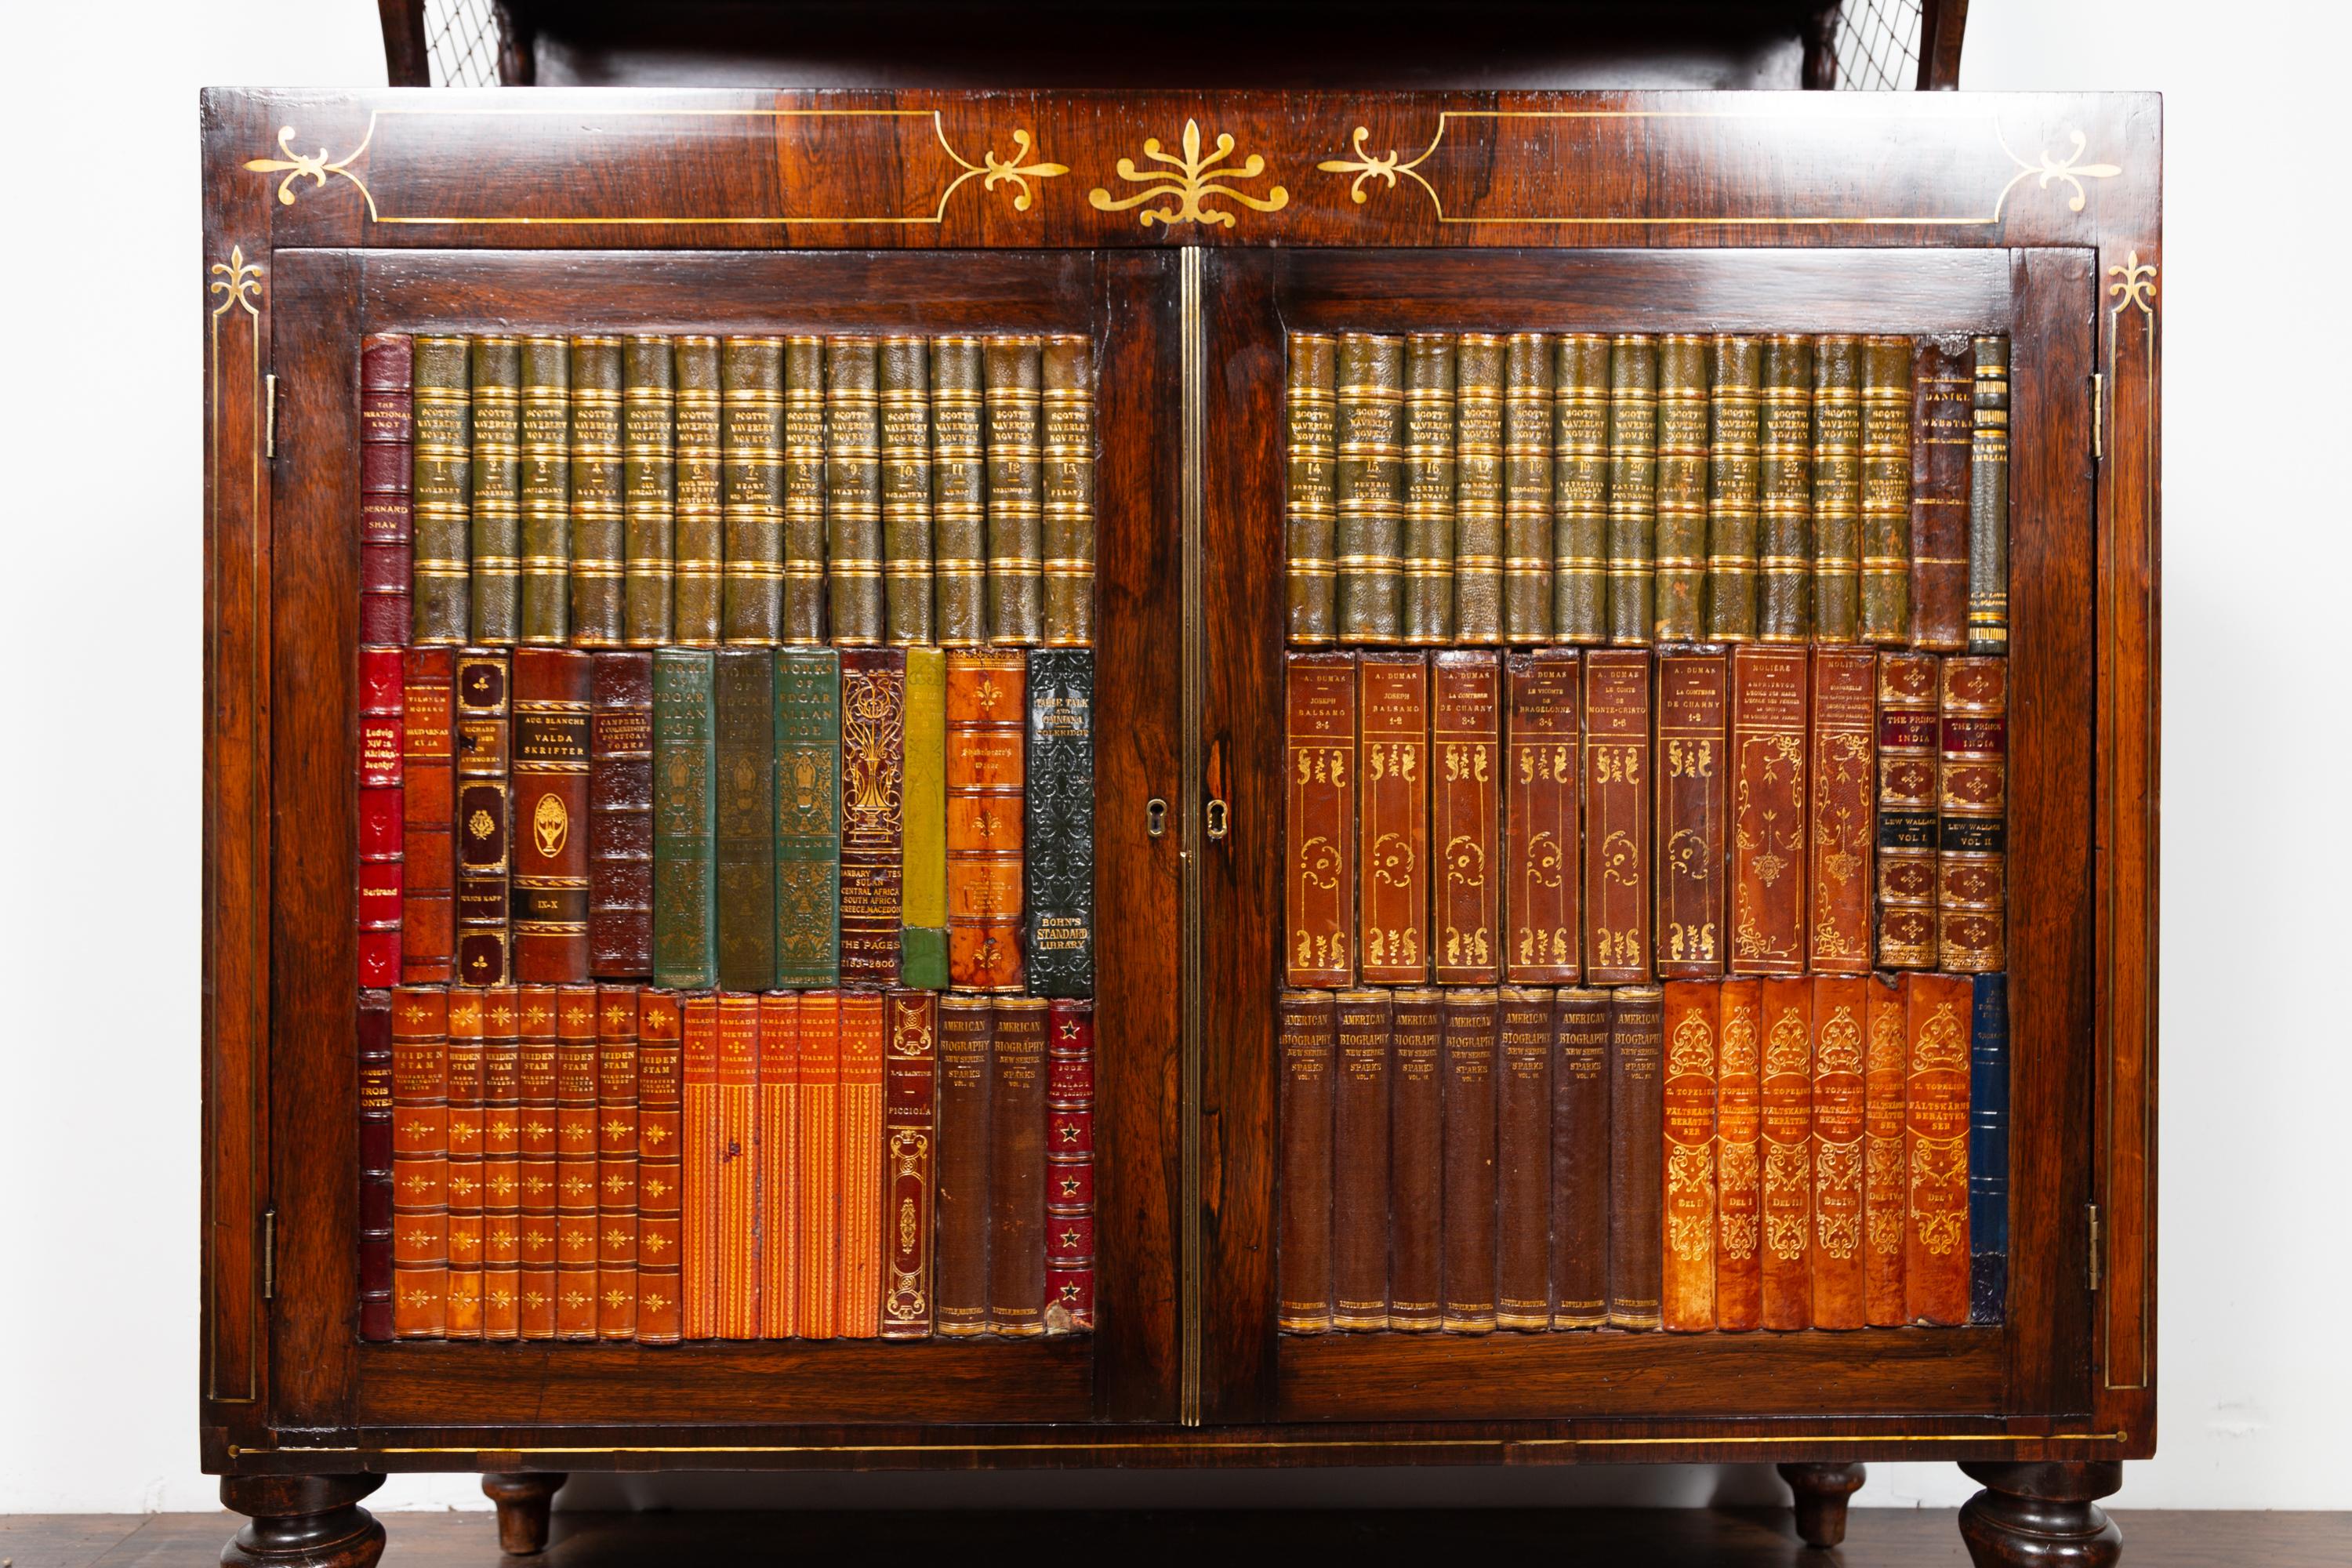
[201,87,2159,1566]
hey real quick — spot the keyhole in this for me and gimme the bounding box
[1206,798,1229,841]
[1146,798,1167,838]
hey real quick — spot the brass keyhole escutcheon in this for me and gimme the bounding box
[1205,798,1229,841]
[1146,797,1168,838]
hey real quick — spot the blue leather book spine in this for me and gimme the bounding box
[1969,971,2009,1323]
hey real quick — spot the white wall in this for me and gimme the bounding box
[2,0,2344,1517]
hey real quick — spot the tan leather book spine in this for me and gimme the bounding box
[947,652,1027,992]
[1605,334,1658,646]
[443,990,485,1341]
[1332,989,1393,1330]
[1040,333,1097,648]
[1653,333,1711,642]
[479,988,521,1341]
[1711,978,1764,1330]
[796,989,840,1339]
[714,992,761,1339]
[1907,335,1973,651]
[391,986,449,1340]
[1400,332,1457,645]
[1440,988,1499,1334]
[1497,985,1555,1330]
[882,990,941,1338]
[1504,648,1582,985]
[1875,652,1942,969]
[1656,649,1729,978]
[568,336,626,648]
[1757,978,1813,1330]
[1548,987,1610,1327]
[1606,985,1665,1330]
[931,336,988,647]
[554,985,601,1341]
[782,337,829,644]
[1286,332,1340,644]
[879,335,935,645]
[1334,332,1405,644]
[1285,652,1359,988]
[758,991,802,1338]
[1453,333,1506,645]
[1387,989,1446,1331]
[828,336,887,645]
[1278,990,1339,1333]
[1938,655,2009,972]
[984,335,1046,645]
[1358,652,1431,984]
[1807,648,1877,975]
[1728,646,1809,977]
[1864,973,1909,1327]
[1582,648,1653,984]
[636,991,684,1345]
[837,991,888,1338]
[1432,651,1501,985]
[1905,972,1972,1325]
[1705,335,1763,643]
[1756,334,1814,644]
[989,997,1050,1337]
[1503,332,1555,643]
[1552,333,1610,644]
[1858,335,1915,644]
[595,985,641,1341]
[1809,976,1868,1330]
[934,994,993,1334]
[678,992,719,1340]
[1809,334,1862,644]
[1660,979,1719,1333]
[517,987,560,1340]
[672,336,724,646]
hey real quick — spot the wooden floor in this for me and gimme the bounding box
[5,1508,2346,1566]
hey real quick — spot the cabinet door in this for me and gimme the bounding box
[1196,247,2095,1425]
[258,247,1185,1440]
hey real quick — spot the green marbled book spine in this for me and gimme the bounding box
[775,648,844,989]
[517,336,572,646]
[1653,333,1711,644]
[1860,334,1915,645]
[1605,334,1658,646]
[1757,334,1814,644]
[1399,333,1456,645]
[1451,333,1505,645]
[880,335,936,645]
[932,336,990,647]
[1551,332,1610,644]
[713,648,777,993]
[411,335,471,645]
[720,336,786,645]
[985,335,1046,644]
[622,335,677,647]
[670,336,724,646]
[468,336,521,644]
[1502,332,1555,644]
[1810,333,1863,645]
[829,335,887,645]
[1704,334,1762,643]
[782,336,829,644]
[568,336,626,648]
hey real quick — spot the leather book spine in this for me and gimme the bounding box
[1712,978,1764,1330]
[1025,648,1095,997]
[1286,332,1341,644]
[1547,987,1610,1328]
[1907,336,1973,651]
[1605,334,1658,646]
[1504,648,1582,984]
[672,336,724,646]
[1875,652,1942,969]
[1583,648,1654,984]
[839,990,888,1338]
[1606,985,1665,1330]
[989,997,1050,1337]
[1905,972,1972,1325]
[1653,333,1711,643]
[1656,650,1729,978]
[636,991,684,1344]
[480,989,521,1341]
[517,336,572,646]
[879,334,936,644]
[652,649,717,989]
[720,336,786,646]
[758,992,802,1338]
[982,334,1045,645]
[596,985,641,1341]
[1335,332,1406,644]
[1551,333,1610,644]
[391,986,449,1338]
[935,994,994,1334]
[1452,333,1506,645]
[358,648,405,988]
[1864,973,1908,1327]
[714,993,761,1338]
[1331,989,1393,1330]
[410,335,471,646]
[782,336,829,644]
[931,336,989,646]
[554,986,601,1341]
[1858,336,1915,644]
[357,991,397,1341]
[1387,988,1446,1332]
[1938,655,2009,972]
[713,648,778,993]
[776,649,845,989]
[1809,335,1862,644]
[588,652,655,979]
[1758,978,1813,1330]
[568,336,626,648]
[1503,332,1555,644]
[454,650,512,985]
[839,648,909,986]
[1660,980,1719,1333]
[517,988,561,1340]
[1496,985,1555,1330]
[1400,332,1457,645]
[1967,337,2011,652]
[1728,646,1809,978]
[360,334,415,649]
[511,649,593,984]
[1044,998,1097,1334]
[1807,648,1877,975]
[884,989,942,1338]
[469,336,522,644]
[679,992,719,1340]
[947,652,1026,991]
[1705,334,1763,643]
[622,335,677,647]
[829,335,887,645]
[901,647,949,989]
[1969,972,2009,1324]
[793,990,840,1339]
[1285,651,1358,988]
[1041,333,1098,648]
[1756,335,1815,644]
[1279,989,1339,1334]
[1439,989,1498,1333]
[1358,652,1431,984]
[1809,977,1869,1330]
[1432,651,1501,985]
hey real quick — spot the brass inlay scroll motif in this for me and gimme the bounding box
[1318,124,1443,208]
[1089,118,1290,228]
[1991,126,2122,220]
[209,245,261,318]
[957,127,1069,212]
[245,123,381,218]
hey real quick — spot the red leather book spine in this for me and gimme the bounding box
[361,333,415,649]
[516,987,560,1340]
[1439,988,1497,1334]
[1660,979,1718,1333]
[1875,652,1942,969]
[1582,648,1653,984]
[1358,652,1431,984]
[1711,978,1765,1331]
[1504,648,1582,983]
[1905,972,1972,1325]
[597,985,641,1341]
[758,991,801,1339]
[946,652,1027,990]
[1907,336,1973,652]
[636,991,684,1344]
[1279,989,1338,1334]
[1044,998,1096,1334]
[839,648,909,986]
[1606,985,1664,1330]
[1938,655,2009,972]
[358,647,405,988]
[513,650,593,983]
[390,986,448,1340]
[401,649,457,983]
[442,990,485,1341]
[1807,648,1876,975]
[1285,651,1359,988]
[1656,650,1728,978]
[479,987,521,1341]
[935,995,994,1334]
[884,990,942,1338]
[1331,989,1393,1330]
[679,992,720,1340]
[1864,973,1909,1327]
[1809,976,1869,1329]
[838,990,888,1338]
[357,991,397,1341]
[456,650,513,985]
[1728,646,1809,977]
[1758,977,1813,1330]
[1387,989,1445,1331]
[1548,986,1610,1328]
[1432,651,1501,984]
[795,990,839,1338]
[989,998,1051,1337]
[554,985,601,1341]
[1495,985,1555,1330]
[714,993,762,1339]
[589,651,655,979]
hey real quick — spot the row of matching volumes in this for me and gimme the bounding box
[1284,330,2009,652]
[359,985,1095,1342]
[1283,646,2005,989]
[358,644,1093,999]
[362,331,1094,652]
[1276,971,2005,1335]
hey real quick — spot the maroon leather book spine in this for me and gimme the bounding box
[1044,998,1096,1334]
[1548,986,1611,1328]
[1864,973,1909,1326]
[358,647,405,988]
[935,993,993,1335]
[361,333,415,649]
[1807,648,1877,975]
[1606,985,1664,1330]
[512,650,593,983]
[1659,979,1718,1333]
[1728,646,1809,977]
[636,991,684,1345]
[390,985,448,1340]
[1278,989,1338,1334]
[597,985,641,1341]
[480,988,521,1342]
[1712,978,1765,1330]
[400,648,457,983]
[1439,988,1498,1333]
[456,650,513,986]
[357,990,396,1341]
[1655,650,1728,978]
[1583,650,1653,984]
[517,986,560,1340]
[1758,977,1813,1330]
[988,998,1050,1338]
[1332,989,1393,1330]
[1496,985,1555,1330]
[589,652,655,978]
[882,990,941,1339]
[442,989,485,1341]
[1358,653,1432,984]
[1809,976,1870,1329]
[1387,989,1445,1331]
[1432,651,1502,984]
[1504,648,1582,984]
[1285,652,1359,988]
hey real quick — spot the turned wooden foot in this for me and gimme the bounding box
[483,1471,568,1555]
[1778,1461,1866,1548]
[1958,1461,2124,1567]
[220,1474,386,1568]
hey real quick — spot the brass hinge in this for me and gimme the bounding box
[2091,372,2103,461]
[2086,1203,2102,1292]
[263,1207,278,1301]
[265,372,279,459]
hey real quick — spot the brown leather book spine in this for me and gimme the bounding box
[1279,989,1339,1333]
[1864,973,1909,1327]
[1660,979,1719,1333]
[358,648,404,989]
[479,988,521,1341]
[455,649,513,985]
[589,651,655,978]
[1606,986,1664,1330]
[714,992,761,1338]
[678,992,719,1341]
[360,334,415,650]
[596,986,641,1341]
[1044,998,1096,1334]
[1502,332,1555,643]
[401,649,457,983]
[1454,333,1506,644]
[1875,652,1942,969]
[947,652,1027,990]
[568,336,627,648]
[1504,648,1582,984]
[1858,335,1915,645]
[838,990,888,1338]
[758,991,802,1338]
[1908,336,1973,650]
[1656,649,1729,978]
[794,990,837,1339]
[1758,978,1813,1330]
[1711,978,1764,1330]
[517,987,560,1340]
[1286,332,1340,644]
[1331,989,1393,1330]
[390,986,448,1339]
[1432,651,1501,984]
[884,989,941,1339]
[1807,648,1877,975]
[636,992,684,1345]
[358,991,397,1341]
[1809,976,1868,1330]
[839,648,908,986]
[1387,989,1445,1331]
[1285,651,1359,988]
[1358,652,1431,983]
[554,985,601,1341]
[1437,989,1497,1333]
[934,994,994,1334]
[1582,649,1653,984]
[440,999,485,1340]
[1905,972,1972,1325]
[989,997,1050,1337]
[1497,985,1555,1330]
[1728,646,1809,977]
[1938,655,2009,972]
[1548,987,1610,1327]
[512,649,593,983]
[1653,333,1711,642]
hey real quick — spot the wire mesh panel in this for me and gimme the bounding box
[1832,0,1924,90]
[426,0,502,88]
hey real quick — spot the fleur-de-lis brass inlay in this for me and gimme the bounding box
[1992,126,2122,220]
[2107,250,2158,321]
[1090,118,1289,229]
[244,124,379,218]
[209,246,261,318]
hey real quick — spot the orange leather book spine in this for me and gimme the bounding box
[1809,975,1869,1329]
[1656,650,1728,978]
[714,993,761,1339]
[838,990,889,1338]
[554,985,601,1341]
[1729,646,1809,977]
[883,990,941,1338]
[479,989,521,1341]
[1284,651,1358,988]
[934,994,993,1334]
[1905,972,1972,1325]
[1582,648,1653,983]
[1757,976,1813,1330]
[796,989,841,1339]
[989,998,1051,1337]
[1864,973,1909,1327]
[946,652,1027,991]
[1358,652,1432,984]
[1431,651,1501,985]
[516,986,560,1340]
[1660,979,1718,1333]
[1504,648,1582,984]
[390,986,449,1339]
[757,991,801,1339]
[1807,648,1876,975]
[679,992,720,1340]
[441,989,486,1341]
[636,991,684,1345]
[1387,989,1446,1332]
[596,985,641,1341]
[1937,655,2008,972]
[1711,978,1764,1331]
[401,648,457,982]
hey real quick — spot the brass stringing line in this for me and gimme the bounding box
[1179,244,1207,1428]
[242,1432,2127,1458]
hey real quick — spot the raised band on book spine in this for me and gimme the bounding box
[518,336,572,645]
[1279,990,1338,1332]
[1809,335,1862,644]
[622,335,677,646]
[1552,333,1610,644]
[932,337,989,646]
[1439,988,1498,1333]
[1335,332,1405,644]
[1332,989,1393,1330]
[1400,332,1457,644]
[1044,998,1097,1333]
[470,336,522,644]
[1453,334,1505,644]
[1807,648,1876,975]
[782,337,828,644]
[671,336,724,645]
[1041,334,1098,648]
[568,336,626,648]
[651,649,717,989]
[989,998,1050,1337]
[829,336,887,645]
[1908,334,1974,651]
[1656,650,1728,978]
[1660,980,1719,1333]
[1605,335,1657,646]
[1875,652,1941,968]
[1502,332,1554,644]
[391,985,450,1338]
[360,334,415,650]
[1757,335,1813,644]
[720,336,786,645]
[1859,335,1915,644]
[879,335,936,645]
[1286,333,1341,644]
[985,336,1046,644]
[1809,976,1869,1330]
[510,649,593,984]
[455,650,512,985]
[935,994,993,1334]
[1025,648,1095,998]
[358,992,397,1341]
[1937,655,2007,971]
[883,989,941,1338]
[1653,333,1711,642]
[1388,988,1445,1332]
[1705,335,1762,642]
[411,336,472,645]
[1967,337,2010,652]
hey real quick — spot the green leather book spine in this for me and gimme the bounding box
[568,336,626,648]
[1041,333,1098,648]
[1653,333,1711,644]
[1605,334,1657,646]
[931,336,989,647]
[651,648,717,989]
[1704,334,1763,643]
[985,335,1046,644]
[1399,333,1456,645]
[713,648,777,993]
[1551,332,1610,645]
[900,646,949,989]
[1452,334,1505,645]
[517,336,572,646]
[1860,334,1915,645]
[1503,332,1555,644]
[1757,334,1814,644]
[1286,332,1340,644]
[411,335,472,646]
[469,336,521,645]
[880,335,936,645]
[829,335,887,645]
[623,335,677,647]
[775,647,844,989]
[1334,332,1405,644]
[782,336,829,644]
[720,336,786,644]
[672,336,724,647]
[1967,336,2010,653]
[1810,333,1862,644]
[1025,648,1096,999]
